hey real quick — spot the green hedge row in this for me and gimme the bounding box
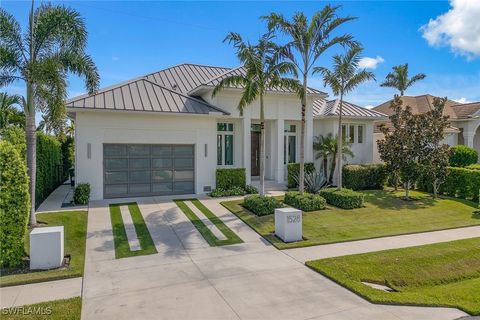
[343,164,388,190]
[216,168,246,190]
[61,136,74,181]
[0,141,30,268]
[440,167,480,201]
[242,195,283,216]
[319,188,364,209]
[287,162,315,188]
[449,145,478,167]
[284,192,326,212]
[36,132,63,207]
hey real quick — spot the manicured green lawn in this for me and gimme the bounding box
[0,211,88,287]
[221,189,480,249]
[306,238,480,315]
[109,202,157,259]
[1,297,81,320]
[175,199,243,246]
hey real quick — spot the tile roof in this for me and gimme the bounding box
[313,99,387,118]
[66,77,229,115]
[450,102,480,119]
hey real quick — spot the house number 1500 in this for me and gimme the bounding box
[287,215,300,224]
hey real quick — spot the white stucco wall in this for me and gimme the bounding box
[74,110,218,200]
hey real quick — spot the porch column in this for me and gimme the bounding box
[305,104,314,162]
[242,116,251,184]
[465,131,475,148]
[275,119,285,183]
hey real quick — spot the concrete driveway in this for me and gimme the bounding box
[82,196,467,320]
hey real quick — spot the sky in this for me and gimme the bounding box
[2,0,480,108]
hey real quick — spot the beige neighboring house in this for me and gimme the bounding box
[372,94,480,163]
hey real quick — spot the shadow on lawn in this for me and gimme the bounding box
[363,190,437,210]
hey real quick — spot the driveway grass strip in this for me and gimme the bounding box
[306,237,480,315]
[1,297,81,320]
[109,202,157,259]
[175,199,242,246]
[0,211,87,287]
[221,189,480,249]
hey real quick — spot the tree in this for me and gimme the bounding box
[314,46,375,189]
[0,92,22,129]
[314,133,353,184]
[380,63,426,96]
[212,32,299,196]
[264,6,357,194]
[0,3,99,225]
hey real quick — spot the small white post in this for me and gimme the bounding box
[30,226,64,270]
[275,208,302,242]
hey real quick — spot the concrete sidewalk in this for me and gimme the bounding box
[36,183,87,214]
[0,277,82,308]
[284,225,480,263]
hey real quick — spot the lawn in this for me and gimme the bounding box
[0,211,88,287]
[1,297,81,320]
[175,199,243,246]
[221,189,480,249]
[306,237,480,315]
[109,202,157,259]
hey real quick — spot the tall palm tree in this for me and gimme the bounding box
[212,32,299,196]
[314,46,375,189]
[0,2,99,225]
[0,92,21,129]
[263,6,357,194]
[380,63,426,96]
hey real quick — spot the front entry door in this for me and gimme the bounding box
[251,132,260,176]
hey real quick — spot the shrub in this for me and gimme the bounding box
[36,132,63,207]
[61,136,74,181]
[319,188,364,209]
[244,184,258,194]
[0,141,30,268]
[437,167,480,201]
[287,162,315,188]
[449,145,478,167]
[242,195,283,216]
[0,126,26,157]
[216,168,246,190]
[209,186,246,198]
[343,164,388,190]
[465,164,480,170]
[284,192,326,212]
[73,183,91,205]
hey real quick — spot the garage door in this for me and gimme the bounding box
[103,144,195,198]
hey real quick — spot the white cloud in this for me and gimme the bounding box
[420,0,480,59]
[358,56,384,69]
[112,56,120,61]
[454,97,471,104]
[364,105,375,109]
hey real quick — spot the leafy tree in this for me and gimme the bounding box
[0,3,99,225]
[380,63,426,96]
[0,92,22,129]
[212,32,300,196]
[264,6,357,194]
[314,133,353,184]
[314,46,374,189]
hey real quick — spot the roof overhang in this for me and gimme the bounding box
[190,85,326,100]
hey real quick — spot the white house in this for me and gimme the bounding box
[67,63,386,200]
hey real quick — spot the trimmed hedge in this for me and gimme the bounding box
[343,164,387,190]
[36,132,63,207]
[284,192,326,212]
[287,162,315,188]
[209,184,258,198]
[465,164,480,170]
[0,141,30,268]
[216,168,246,190]
[319,188,364,209]
[61,136,74,181]
[73,183,91,205]
[449,145,478,167]
[242,195,283,216]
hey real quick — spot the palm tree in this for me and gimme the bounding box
[263,6,357,194]
[380,63,426,96]
[0,2,99,225]
[212,32,299,196]
[314,46,375,189]
[314,133,353,184]
[0,92,21,129]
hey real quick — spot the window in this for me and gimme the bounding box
[284,125,296,133]
[357,125,364,143]
[217,122,234,166]
[341,124,364,144]
[349,125,355,143]
[341,125,347,139]
[284,125,296,164]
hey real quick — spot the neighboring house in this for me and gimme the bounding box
[67,63,384,200]
[372,94,480,163]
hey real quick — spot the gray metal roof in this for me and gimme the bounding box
[66,77,229,115]
[313,99,387,118]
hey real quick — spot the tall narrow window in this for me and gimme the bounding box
[357,125,364,143]
[217,122,234,166]
[349,125,355,143]
[284,124,297,164]
[341,125,347,140]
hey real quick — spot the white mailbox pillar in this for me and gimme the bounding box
[30,226,64,270]
[275,208,302,242]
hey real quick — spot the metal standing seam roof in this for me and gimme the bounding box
[65,77,230,115]
[313,99,387,118]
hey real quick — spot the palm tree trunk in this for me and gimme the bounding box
[259,95,265,196]
[329,154,336,184]
[26,82,37,226]
[323,157,328,178]
[299,73,308,194]
[336,94,344,190]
